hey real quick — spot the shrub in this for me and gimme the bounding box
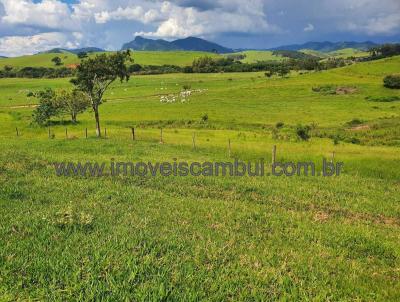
[383,75,400,89]
[275,122,284,129]
[265,71,273,78]
[296,124,311,141]
[365,96,400,102]
[346,119,364,127]
[312,85,337,95]
[182,84,191,90]
[51,56,62,66]
[201,114,209,122]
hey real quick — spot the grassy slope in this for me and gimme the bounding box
[0,56,399,300]
[0,51,221,69]
[300,48,370,59]
[227,50,284,63]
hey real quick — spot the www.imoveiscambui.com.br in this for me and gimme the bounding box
[53,159,344,177]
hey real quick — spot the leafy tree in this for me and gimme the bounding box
[192,56,216,73]
[71,51,131,136]
[55,89,90,123]
[277,65,290,77]
[3,65,13,72]
[77,52,88,59]
[51,56,62,66]
[32,88,58,125]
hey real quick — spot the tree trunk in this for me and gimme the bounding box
[71,112,77,124]
[94,107,101,137]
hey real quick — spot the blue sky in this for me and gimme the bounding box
[0,0,399,56]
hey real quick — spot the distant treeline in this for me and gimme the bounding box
[0,58,348,78]
[368,44,400,59]
[0,66,75,78]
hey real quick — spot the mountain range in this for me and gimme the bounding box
[269,41,377,52]
[33,38,383,56]
[121,36,233,53]
[39,47,105,54]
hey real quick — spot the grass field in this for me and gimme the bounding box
[226,50,284,63]
[300,48,370,59]
[0,55,399,300]
[0,48,371,70]
[0,51,222,69]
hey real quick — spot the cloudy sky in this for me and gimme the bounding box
[0,0,399,56]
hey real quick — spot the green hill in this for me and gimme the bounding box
[226,50,284,63]
[300,48,370,59]
[0,51,222,69]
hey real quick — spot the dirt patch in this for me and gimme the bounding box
[313,211,330,223]
[349,125,370,131]
[66,64,79,69]
[0,104,37,109]
[335,86,358,94]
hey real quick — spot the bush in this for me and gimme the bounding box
[296,124,311,141]
[275,122,284,129]
[346,119,364,127]
[365,96,400,102]
[312,85,337,95]
[383,75,400,89]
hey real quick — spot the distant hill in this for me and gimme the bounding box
[0,56,7,59]
[171,37,233,53]
[39,47,105,54]
[122,37,181,51]
[122,36,233,53]
[270,41,377,52]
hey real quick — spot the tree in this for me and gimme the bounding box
[51,56,62,66]
[71,51,131,136]
[192,56,216,73]
[277,65,290,77]
[32,88,58,125]
[77,52,88,59]
[3,65,13,72]
[56,89,90,123]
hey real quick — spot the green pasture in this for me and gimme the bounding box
[0,51,222,69]
[0,55,399,300]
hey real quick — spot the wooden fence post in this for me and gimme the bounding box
[104,128,107,138]
[85,128,88,139]
[48,127,51,139]
[160,128,163,144]
[192,132,196,149]
[131,127,135,140]
[228,139,231,158]
[65,128,68,139]
[15,127,19,137]
[331,151,335,163]
[272,145,277,165]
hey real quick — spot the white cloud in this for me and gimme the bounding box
[345,13,400,35]
[0,32,82,57]
[133,0,279,38]
[94,6,163,24]
[0,0,77,30]
[304,23,314,32]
